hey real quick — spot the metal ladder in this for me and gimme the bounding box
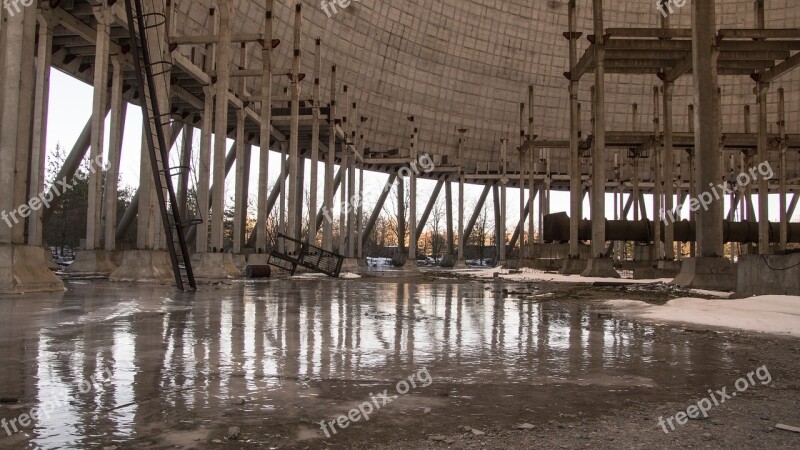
[124,0,198,291]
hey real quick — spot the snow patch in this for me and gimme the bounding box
[607,296,800,337]
[469,267,672,285]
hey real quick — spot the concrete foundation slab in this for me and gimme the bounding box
[561,258,587,275]
[0,245,65,294]
[246,253,270,266]
[191,253,241,279]
[110,250,175,283]
[581,258,620,278]
[231,254,248,272]
[737,254,800,297]
[672,257,736,292]
[66,249,119,275]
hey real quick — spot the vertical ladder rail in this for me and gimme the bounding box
[124,0,197,291]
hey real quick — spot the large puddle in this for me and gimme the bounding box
[0,279,772,448]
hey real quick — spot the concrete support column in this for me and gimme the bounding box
[309,38,321,245]
[396,176,406,264]
[347,104,358,258]
[0,5,35,241]
[778,88,788,252]
[688,105,697,257]
[233,109,248,253]
[357,140,365,259]
[581,0,617,278]
[102,58,127,251]
[196,86,215,252]
[444,178,454,265]
[632,103,640,222]
[499,139,508,264]
[287,3,303,245]
[528,86,536,255]
[518,102,527,255]
[756,82,770,255]
[28,13,53,247]
[492,184,502,263]
[210,1,233,252]
[457,175,466,264]
[652,87,662,260]
[673,0,734,290]
[456,130,467,266]
[567,0,581,260]
[338,87,349,256]
[408,124,418,268]
[86,4,114,250]
[323,65,337,252]
[662,82,675,260]
[0,4,63,292]
[177,124,193,222]
[693,0,723,257]
[256,1,274,254]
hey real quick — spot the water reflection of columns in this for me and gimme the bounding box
[242,288,257,392]
[285,282,301,380]
[132,296,167,441]
[393,284,416,367]
[567,302,584,379]
[442,284,453,366]
[491,288,506,357]
[535,302,549,375]
[303,285,317,378]
[163,303,193,413]
[320,286,332,380]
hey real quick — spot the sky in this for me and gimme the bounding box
[44,68,793,237]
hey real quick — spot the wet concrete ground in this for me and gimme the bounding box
[0,273,798,449]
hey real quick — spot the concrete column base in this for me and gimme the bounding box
[231,254,248,272]
[453,260,468,269]
[672,257,735,291]
[246,253,271,266]
[340,258,361,273]
[391,253,407,267]
[0,245,65,294]
[66,249,120,275]
[560,258,587,275]
[581,258,620,278]
[404,259,419,270]
[736,254,799,297]
[191,253,241,279]
[110,250,175,283]
[439,254,456,268]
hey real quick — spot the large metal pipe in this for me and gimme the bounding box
[545,212,800,244]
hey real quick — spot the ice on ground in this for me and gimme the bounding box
[468,267,673,285]
[608,296,800,337]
